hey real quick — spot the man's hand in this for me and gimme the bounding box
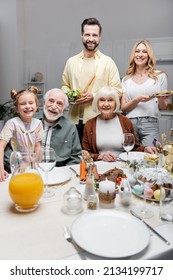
[75,92,93,104]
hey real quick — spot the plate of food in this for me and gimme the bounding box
[132,167,173,202]
[71,210,150,258]
[152,90,173,97]
[132,186,173,202]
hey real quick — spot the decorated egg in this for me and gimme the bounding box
[145,188,154,199]
[153,189,160,200]
[154,188,166,201]
[133,184,144,195]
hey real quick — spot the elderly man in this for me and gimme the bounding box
[42,88,82,166]
[4,88,82,171]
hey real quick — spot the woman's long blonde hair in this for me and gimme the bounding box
[125,39,164,81]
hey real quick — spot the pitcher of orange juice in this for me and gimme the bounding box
[9,152,44,212]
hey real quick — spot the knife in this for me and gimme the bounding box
[69,167,80,178]
[130,210,170,246]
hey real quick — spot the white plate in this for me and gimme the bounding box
[119,151,146,161]
[153,93,173,97]
[71,210,150,258]
[39,167,72,185]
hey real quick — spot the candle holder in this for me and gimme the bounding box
[99,180,116,208]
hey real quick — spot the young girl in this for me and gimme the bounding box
[0,86,44,181]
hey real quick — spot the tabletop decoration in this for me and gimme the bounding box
[118,178,131,206]
[153,132,173,176]
[134,167,173,201]
[99,179,116,208]
[62,187,83,215]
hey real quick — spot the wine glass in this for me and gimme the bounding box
[38,146,56,198]
[122,133,135,162]
[133,162,156,219]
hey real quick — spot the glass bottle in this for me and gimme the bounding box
[83,163,96,200]
[79,151,87,184]
[119,178,131,206]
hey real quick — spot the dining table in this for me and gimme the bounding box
[0,160,173,260]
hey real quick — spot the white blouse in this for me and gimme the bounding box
[122,73,167,118]
[96,116,123,157]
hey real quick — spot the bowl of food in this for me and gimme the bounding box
[66,90,81,104]
[144,153,159,164]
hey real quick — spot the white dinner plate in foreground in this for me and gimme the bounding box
[71,210,150,258]
[119,151,146,161]
[39,167,72,185]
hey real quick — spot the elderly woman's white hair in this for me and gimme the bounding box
[44,88,69,109]
[92,86,120,114]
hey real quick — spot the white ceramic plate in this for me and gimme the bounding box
[153,93,173,97]
[71,210,150,258]
[39,167,72,185]
[119,151,146,161]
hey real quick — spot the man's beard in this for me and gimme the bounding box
[43,106,63,122]
[82,41,99,52]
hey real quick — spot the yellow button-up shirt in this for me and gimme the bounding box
[62,50,122,124]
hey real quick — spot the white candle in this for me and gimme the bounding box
[99,179,115,193]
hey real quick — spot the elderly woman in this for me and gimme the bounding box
[82,86,156,162]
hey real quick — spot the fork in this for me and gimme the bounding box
[63,226,86,260]
[69,167,80,178]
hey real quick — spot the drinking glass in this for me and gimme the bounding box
[122,133,135,162]
[38,146,56,198]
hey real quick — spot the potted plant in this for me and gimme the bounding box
[0,100,15,131]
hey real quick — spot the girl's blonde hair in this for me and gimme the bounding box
[125,39,164,81]
[11,86,39,108]
[92,86,120,114]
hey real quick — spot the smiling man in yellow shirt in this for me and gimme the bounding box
[62,17,122,143]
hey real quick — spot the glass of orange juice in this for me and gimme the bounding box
[9,152,44,212]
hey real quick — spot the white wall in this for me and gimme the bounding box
[0,0,173,102]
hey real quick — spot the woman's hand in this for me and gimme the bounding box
[137,95,153,103]
[144,146,157,154]
[158,96,168,110]
[98,152,116,162]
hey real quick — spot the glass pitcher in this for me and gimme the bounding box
[9,152,44,212]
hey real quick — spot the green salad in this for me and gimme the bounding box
[66,90,81,102]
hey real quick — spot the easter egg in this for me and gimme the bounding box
[145,188,154,199]
[153,189,160,200]
[153,188,166,201]
[133,184,144,195]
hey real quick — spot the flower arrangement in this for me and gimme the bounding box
[153,133,173,176]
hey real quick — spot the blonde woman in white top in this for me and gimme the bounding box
[121,39,168,146]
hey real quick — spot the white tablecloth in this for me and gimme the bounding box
[0,161,173,260]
